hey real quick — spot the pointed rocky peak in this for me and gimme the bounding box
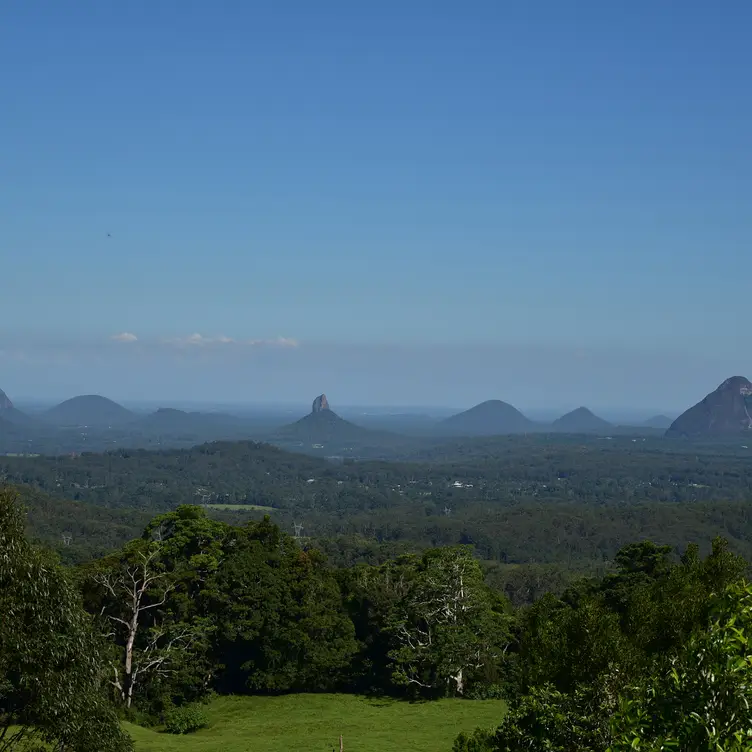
[312,394,330,413]
[0,388,13,411]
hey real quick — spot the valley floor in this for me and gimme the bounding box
[124,694,505,752]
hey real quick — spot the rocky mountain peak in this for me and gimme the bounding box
[666,375,752,437]
[719,376,752,395]
[0,388,13,411]
[311,394,330,413]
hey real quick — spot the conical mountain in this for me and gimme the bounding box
[278,395,383,444]
[666,376,752,438]
[643,414,673,429]
[552,406,612,434]
[438,400,536,436]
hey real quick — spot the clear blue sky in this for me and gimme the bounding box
[2,1,750,410]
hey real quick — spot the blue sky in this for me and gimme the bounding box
[2,1,750,410]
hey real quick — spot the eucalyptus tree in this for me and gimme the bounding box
[0,487,131,752]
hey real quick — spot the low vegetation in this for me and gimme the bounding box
[126,694,504,751]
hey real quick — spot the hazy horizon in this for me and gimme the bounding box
[10,395,677,424]
[3,3,750,413]
[0,338,743,415]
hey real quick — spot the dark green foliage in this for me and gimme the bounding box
[18,484,150,563]
[163,704,209,735]
[455,537,750,751]
[492,682,614,751]
[5,435,752,582]
[82,506,359,709]
[210,517,359,694]
[507,536,747,697]
[452,727,495,751]
[0,488,132,752]
[609,580,752,750]
[344,547,511,697]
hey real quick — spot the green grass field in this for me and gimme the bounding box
[202,503,275,512]
[125,694,505,752]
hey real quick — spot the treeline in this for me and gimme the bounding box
[78,504,511,710]
[454,538,752,750]
[8,438,752,578]
[5,438,752,515]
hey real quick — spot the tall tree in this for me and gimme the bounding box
[384,547,510,696]
[211,517,359,693]
[90,538,209,709]
[0,487,132,752]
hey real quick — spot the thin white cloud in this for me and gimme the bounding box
[159,334,299,349]
[246,336,299,348]
[111,332,138,342]
[165,333,234,346]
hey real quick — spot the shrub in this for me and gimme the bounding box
[453,727,495,751]
[163,704,209,734]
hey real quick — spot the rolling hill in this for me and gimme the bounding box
[643,414,674,430]
[437,400,537,436]
[136,407,250,437]
[552,407,612,434]
[44,395,135,427]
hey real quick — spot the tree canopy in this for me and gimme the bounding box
[0,488,132,752]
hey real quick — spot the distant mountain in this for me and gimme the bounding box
[643,414,674,430]
[438,400,536,436]
[276,394,386,445]
[348,412,441,436]
[137,407,249,436]
[552,407,612,434]
[0,387,33,425]
[44,395,135,427]
[666,376,752,438]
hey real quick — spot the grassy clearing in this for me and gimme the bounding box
[125,694,505,752]
[202,503,275,512]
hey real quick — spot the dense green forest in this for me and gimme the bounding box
[4,484,752,751]
[7,436,752,592]
[5,433,752,748]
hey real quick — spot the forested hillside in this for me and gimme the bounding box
[7,435,752,584]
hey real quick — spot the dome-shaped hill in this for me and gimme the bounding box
[136,407,245,436]
[438,400,536,436]
[44,395,135,427]
[552,406,612,434]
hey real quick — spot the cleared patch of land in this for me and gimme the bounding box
[202,503,275,512]
[125,693,505,752]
